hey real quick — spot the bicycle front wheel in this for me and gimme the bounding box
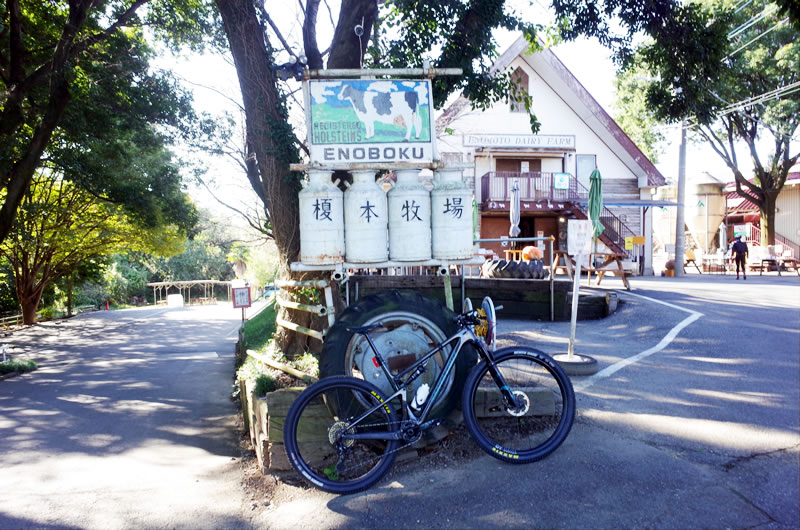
[283,376,401,494]
[462,347,575,463]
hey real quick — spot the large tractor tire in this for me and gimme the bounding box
[320,290,479,419]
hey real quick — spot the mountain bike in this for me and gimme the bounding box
[283,297,576,494]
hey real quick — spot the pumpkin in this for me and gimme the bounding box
[522,245,543,261]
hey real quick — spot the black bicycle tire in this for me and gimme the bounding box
[461,347,576,464]
[283,376,401,494]
[320,290,478,419]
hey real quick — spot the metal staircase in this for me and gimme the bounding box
[479,171,639,258]
[570,179,637,259]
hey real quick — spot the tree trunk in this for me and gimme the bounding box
[327,0,379,68]
[66,272,74,317]
[216,0,326,357]
[760,191,778,247]
[18,283,44,325]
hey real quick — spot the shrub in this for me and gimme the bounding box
[0,358,37,375]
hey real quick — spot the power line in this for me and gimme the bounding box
[728,3,778,39]
[725,17,788,58]
[716,80,800,116]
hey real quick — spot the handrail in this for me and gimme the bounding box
[480,171,637,258]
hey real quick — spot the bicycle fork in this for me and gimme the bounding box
[480,349,525,413]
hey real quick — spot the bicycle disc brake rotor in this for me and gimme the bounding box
[507,390,530,417]
[328,421,355,447]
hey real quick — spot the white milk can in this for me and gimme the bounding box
[388,169,431,261]
[298,169,345,264]
[431,167,473,260]
[344,169,389,262]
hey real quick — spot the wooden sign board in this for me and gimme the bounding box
[232,287,251,309]
[305,79,436,165]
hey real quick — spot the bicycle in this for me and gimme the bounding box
[283,297,576,494]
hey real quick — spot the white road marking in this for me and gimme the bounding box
[573,291,704,392]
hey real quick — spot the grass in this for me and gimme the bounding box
[234,298,321,398]
[243,300,278,352]
[0,358,37,375]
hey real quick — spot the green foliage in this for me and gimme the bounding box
[0,173,186,322]
[554,0,799,244]
[253,373,280,396]
[0,358,37,375]
[234,343,319,398]
[0,259,19,313]
[0,0,216,241]
[243,301,278,352]
[102,258,150,305]
[244,242,280,288]
[613,62,666,163]
[367,0,553,130]
[73,282,110,309]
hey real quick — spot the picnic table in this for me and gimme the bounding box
[552,250,631,290]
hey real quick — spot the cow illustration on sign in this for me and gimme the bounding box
[309,80,431,145]
[338,83,422,141]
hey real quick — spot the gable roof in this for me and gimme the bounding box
[438,36,666,188]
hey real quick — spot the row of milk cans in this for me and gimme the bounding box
[299,168,473,265]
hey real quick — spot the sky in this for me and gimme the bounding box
[162,2,751,222]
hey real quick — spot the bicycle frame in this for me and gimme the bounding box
[341,323,515,442]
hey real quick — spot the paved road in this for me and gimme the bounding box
[2,275,798,529]
[0,303,257,528]
[258,274,800,529]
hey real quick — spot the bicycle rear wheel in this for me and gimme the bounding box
[283,376,401,494]
[462,347,575,463]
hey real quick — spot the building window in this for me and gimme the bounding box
[576,154,596,189]
[510,67,529,113]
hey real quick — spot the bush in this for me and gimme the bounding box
[74,282,109,308]
[233,343,319,398]
[0,358,37,375]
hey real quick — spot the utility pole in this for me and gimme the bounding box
[674,121,687,276]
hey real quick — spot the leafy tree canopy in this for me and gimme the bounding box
[0,0,220,242]
[0,171,185,323]
[596,0,798,245]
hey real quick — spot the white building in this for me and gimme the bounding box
[437,36,667,275]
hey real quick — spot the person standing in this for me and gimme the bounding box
[732,235,749,279]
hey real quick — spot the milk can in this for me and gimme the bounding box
[388,169,431,261]
[298,169,345,265]
[344,169,389,262]
[431,167,473,260]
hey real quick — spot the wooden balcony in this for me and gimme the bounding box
[480,171,587,205]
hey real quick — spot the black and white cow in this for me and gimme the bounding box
[338,84,422,141]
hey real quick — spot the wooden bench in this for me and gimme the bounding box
[552,250,631,290]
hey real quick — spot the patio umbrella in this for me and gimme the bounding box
[588,169,605,245]
[509,181,521,238]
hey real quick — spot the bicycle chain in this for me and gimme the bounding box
[330,419,421,474]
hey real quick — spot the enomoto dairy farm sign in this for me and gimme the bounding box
[306,79,436,164]
[463,134,576,149]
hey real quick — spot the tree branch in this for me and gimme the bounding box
[259,3,299,58]
[303,0,323,69]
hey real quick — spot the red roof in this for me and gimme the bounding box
[726,191,759,213]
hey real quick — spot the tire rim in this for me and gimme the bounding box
[344,311,454,410]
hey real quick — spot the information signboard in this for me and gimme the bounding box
[554,173,571,190]
[232,287,251,309]
[306,79,436,165]
[567,219,593,256]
